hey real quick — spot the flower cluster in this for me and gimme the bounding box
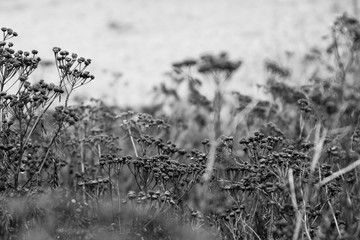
[53,47,94,90]
[3,14,360,240]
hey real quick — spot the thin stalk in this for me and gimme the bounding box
[327,199,342,238]
[22,122,63,188]
[107,165,113,206]
[127,124,138,157]
[293,123,327,240]
[0,81,4,132]
[80,139,87,203]
[332,28,346,85]
[214,89,222,139]
[13,113,25,189]
[23,93,59,148]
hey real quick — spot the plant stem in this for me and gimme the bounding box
[127,124,138,158]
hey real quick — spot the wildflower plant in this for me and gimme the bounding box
[0,27,94,191]
[2,13,360,240]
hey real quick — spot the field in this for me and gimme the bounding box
[1,1,360,240]
[0,0,356,105]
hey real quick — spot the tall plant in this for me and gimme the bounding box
[0,27,94,189]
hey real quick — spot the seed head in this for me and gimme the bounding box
[19,75,27,82]
[53,47,61,54]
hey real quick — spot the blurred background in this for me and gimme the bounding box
[0,0,357,106]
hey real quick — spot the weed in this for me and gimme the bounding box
[2,13,360,240]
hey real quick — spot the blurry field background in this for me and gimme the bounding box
[0,0,357,106]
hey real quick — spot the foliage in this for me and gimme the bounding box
[1,13,360,240]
